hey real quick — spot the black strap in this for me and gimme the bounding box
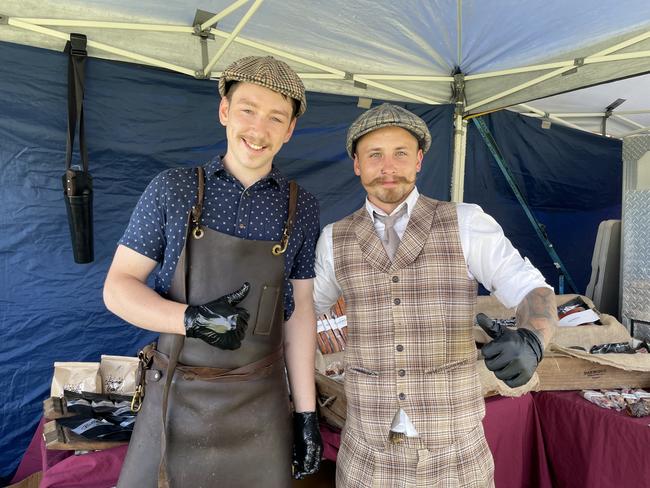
[64,33,89,173]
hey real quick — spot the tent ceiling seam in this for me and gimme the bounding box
[456,0,462,67]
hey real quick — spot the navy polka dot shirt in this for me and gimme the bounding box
[119,156,320,319]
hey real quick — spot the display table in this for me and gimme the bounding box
[533,391,650,488]
[11,392,649,487]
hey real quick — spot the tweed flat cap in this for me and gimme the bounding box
[218,56,307,117]
[346,103,431,157]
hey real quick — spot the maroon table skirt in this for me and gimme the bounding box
[533,391,650,488]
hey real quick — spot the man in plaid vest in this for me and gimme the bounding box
[314,103,558,487]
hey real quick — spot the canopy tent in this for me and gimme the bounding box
[0,0,641,482]
[2,0,650,136]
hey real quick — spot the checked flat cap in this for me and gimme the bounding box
[218,56,307,117]
[346,103,431,157]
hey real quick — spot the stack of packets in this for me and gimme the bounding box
[581,389,650,417]
[56,391,136,442]
[316,297,348,355]
[49,354,139,442]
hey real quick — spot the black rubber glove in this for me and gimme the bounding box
[477,312,544,388]
[292,411,322,480]
[183,283,250,350]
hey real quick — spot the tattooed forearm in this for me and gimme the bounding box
[515,287,558,347]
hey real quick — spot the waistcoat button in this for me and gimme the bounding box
[398,369,405,377]
[392,276,399,283]
[394,298,401,305]
[396,344,404,352]
[399,393,406,400]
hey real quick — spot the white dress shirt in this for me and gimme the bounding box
[313,187,552,437]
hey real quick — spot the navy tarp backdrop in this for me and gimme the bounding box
[0,39,620,481]
[465,112,622,294]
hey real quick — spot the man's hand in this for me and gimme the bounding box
[477,313,543,388]
[183,283,250,350]
[292,411,322,479]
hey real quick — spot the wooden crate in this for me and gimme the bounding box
[536,354,650,391]
[315,372,346,429]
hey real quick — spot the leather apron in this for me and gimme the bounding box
[118,168,298,488]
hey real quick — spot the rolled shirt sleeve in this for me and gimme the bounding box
[457,203,552,309]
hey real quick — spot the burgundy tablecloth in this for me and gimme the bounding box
[533,391,650,488]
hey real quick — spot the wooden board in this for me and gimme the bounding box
[7,472,42,488]
[42,420,128,451]
[43,397,75,420]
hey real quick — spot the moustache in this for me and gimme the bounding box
[368,176,412,186]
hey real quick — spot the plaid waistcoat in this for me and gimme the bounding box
[332,196,484,450]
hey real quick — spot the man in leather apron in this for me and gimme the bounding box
[313,104,558,487]
[104,56,322,487]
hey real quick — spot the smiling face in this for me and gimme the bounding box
[219,82,297,186]
[353,126,423,214]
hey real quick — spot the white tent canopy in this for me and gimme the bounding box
[2,0,649,138]
[2,0,650,198]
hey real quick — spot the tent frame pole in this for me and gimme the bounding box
[7,17,196,76]
[466,48,650,81]
[623,125,650,137]
[203,0,264,76]
[472,116,579,293]
[450,113,467,202]
[517,103,586,131]
[467,30,650,112]
[450,72,467,202]
[199,0,251,31]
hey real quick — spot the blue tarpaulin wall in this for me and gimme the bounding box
[465,111,622,295]
[0,40,453,481]
[0,39,620,482]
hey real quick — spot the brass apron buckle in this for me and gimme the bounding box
[271,227,290,255]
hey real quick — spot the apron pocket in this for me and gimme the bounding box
[254,284,280,335]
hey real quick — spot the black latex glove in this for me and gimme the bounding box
[477,312,544,388]
[184,283,250,350]
[292,411,322,480]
